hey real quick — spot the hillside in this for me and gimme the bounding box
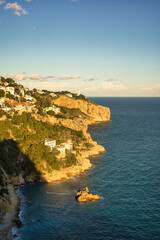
[0,77,110,238]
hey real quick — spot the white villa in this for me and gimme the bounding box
[0,98,4,106]
[44,139,56,150]
[6,87,15,95]
[0,86,6,92]
[61,140,73,151]
[50,92,57,98]
[1,102,11,111]
[43,138,73,153]
[20,89,25,96]
[56,145,66,154]
[37,90,44,94]
[15,105,26,111]
[25,95,35,101]
[0,86,15,95]
[45,105,60,114]
[66,93,72,98]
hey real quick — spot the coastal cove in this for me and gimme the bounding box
[14,97,160,240]
[0,79,111,240]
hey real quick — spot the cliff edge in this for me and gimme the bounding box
[53,95,110,122]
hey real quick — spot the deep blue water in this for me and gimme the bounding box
[15,98,160,240]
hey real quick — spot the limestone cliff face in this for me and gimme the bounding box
[53,96,110,122]
[32,114,89,132]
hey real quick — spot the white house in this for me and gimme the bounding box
[56,145,66,154]
[25,95,34,101]
[45,105,60,114]
[61,140,73,151]
[50,92,57,98]
[4,107,11,111]
[0,86,6,92]
[20,89,25,96]
[1,103,11,111]
[15,105,26,111]
[6,87,15,95]
[52,105,60,114]
[0,98,4,106]
[66,93,72,98]
[65,140,73,150]
[14,94,21,98]
[44,139,56,150]
[37,90,44,94]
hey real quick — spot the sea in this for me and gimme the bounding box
[14,97,160,240]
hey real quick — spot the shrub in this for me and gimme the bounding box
[0,109,5,117]
[0,90,5,98]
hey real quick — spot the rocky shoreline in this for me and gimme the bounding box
[0,184,20,240]
[0,140,105,240]
[0,78,111,239]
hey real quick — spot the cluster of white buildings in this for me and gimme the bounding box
[43,139,73,153]
[0,98,30,112]
[0,81,36,112]
[44,105,60,114]
[50,92,57,98]
[0,86,15,95]
[24,95,35,101]
[0,98,11,111]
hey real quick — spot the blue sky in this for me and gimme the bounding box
[0,0,160,96]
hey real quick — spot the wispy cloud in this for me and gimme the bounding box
[23,81,69,92]
[25,0,32,2]
[2,73,28,81]
[2,73,82,82]
[2,73,55,82]
[30,74,55,81]
[59,75,81,80]
[14,11,21,16]
[141,83,160,93]
[32,26,36,30]
[0,0,5,5]
[101,82,128,91]
[4,2,27,16]
[84,77,98,82]
[106,78,119,82]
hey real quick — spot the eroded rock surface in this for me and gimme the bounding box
[75,187,100,202]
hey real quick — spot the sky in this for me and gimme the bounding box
[0,0,160,96]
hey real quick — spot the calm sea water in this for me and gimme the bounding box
[15,97,160,240]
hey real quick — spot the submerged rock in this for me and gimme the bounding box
[75,187,100,202]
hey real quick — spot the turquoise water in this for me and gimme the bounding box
[16,97,160,240]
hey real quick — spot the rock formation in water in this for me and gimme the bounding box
[75,187,100,202]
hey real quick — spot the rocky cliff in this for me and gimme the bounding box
[53,95,110,122]
[32,114,89,132]
[0,78,111,239]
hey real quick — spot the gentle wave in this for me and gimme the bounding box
[46,191,72,195]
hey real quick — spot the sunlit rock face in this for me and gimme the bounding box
[75,187,100,202]
[53,95,111,122]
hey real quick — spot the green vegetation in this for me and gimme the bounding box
[0,77,94,186]
[0,111,88,176]
[1,77,14,84]
[47,106,89,120]
[0,89,5,98]
[65,150,77,167]
[6,92,15,99]
[0,109,5,117]
[31,90,52,108]
[60,106,89,119]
